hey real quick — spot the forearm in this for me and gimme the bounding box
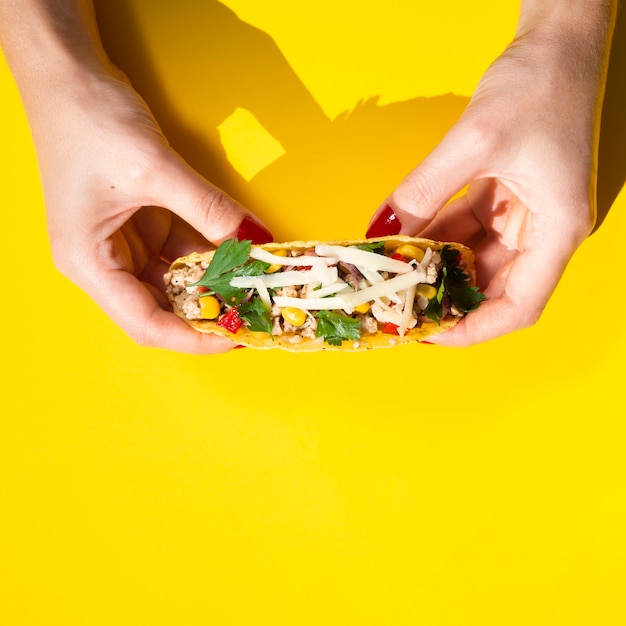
[518,0,617,31]
[507,0,618,158]
[516,0,617,65]
[0,1,111,113]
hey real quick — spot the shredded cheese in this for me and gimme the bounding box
[272,269,426,315]
[420,246,433,269]
[340,269,426,307]
[250,247,335,267]
[371,303,404,326]
[254,278,272,310]
[315,244,412,274]
[398,284,417,338]
[272,295,354,312]
[304,280,350,299]
[359,266,385,285]
[230,244,437,329]
[231,265,338,289]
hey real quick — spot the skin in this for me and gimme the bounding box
[370,0,618,346]
[0,0,618,351]
[0,0,256,353]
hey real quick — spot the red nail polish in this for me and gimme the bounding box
[237,216,273,244]
[366,205,402,238]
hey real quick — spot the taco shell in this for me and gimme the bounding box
[164,236,483,351]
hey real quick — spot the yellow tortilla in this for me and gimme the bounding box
[165,236,479,351]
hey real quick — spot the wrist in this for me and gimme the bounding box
[509,0,617,102]
[516,0,617,45]
[0,1,115,112]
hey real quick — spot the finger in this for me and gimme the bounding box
[160,212,213,262]
[430,241,571,347]
[138,257,173,303]
[126,206,212,269]
[151,153,273,245]
[417,195,484,245]
[367,128,483,237]
[87,267,236,354]
[471,232,520,292]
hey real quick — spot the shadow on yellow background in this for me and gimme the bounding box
[94,0,469,240]
[598,0,626,228]
[93,0,626,237]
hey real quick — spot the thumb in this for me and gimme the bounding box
[151,152,273,245]
[366,128,482,237]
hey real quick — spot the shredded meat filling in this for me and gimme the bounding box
[164,246,465,341]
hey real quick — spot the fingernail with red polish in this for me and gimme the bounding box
[366,205,402,238]
[237,216,273,244]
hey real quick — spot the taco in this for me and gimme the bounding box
[164,236,485,351]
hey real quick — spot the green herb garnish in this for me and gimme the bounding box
[315,310,362,346]
[190,239,269,305]
[356,241,385,254]
[238,298,273,336]
[424,246,485,323]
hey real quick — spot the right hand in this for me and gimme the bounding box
[366,11,614,346]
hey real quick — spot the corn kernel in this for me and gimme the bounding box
[416,284,438,300]
[354,302,371,314]
[199,295,221,319]
[281,307,307,327]
[394,244,425,262]
[265,248,288,273]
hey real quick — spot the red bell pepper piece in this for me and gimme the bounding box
[382,322,400,335]
[217,307,243,334]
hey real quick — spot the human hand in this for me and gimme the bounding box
[0,1,273,353]
[35,68,273,353]
[366,6,616,346]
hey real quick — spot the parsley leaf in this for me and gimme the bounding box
[190,239,269,305]
[356,241,385,254]
[238,298,273,336]
[440,247,485,313]
[424,246,485,323]
[315,310,361,346]
[203,238,251,277]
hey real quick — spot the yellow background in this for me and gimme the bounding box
[2,1,626,624]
